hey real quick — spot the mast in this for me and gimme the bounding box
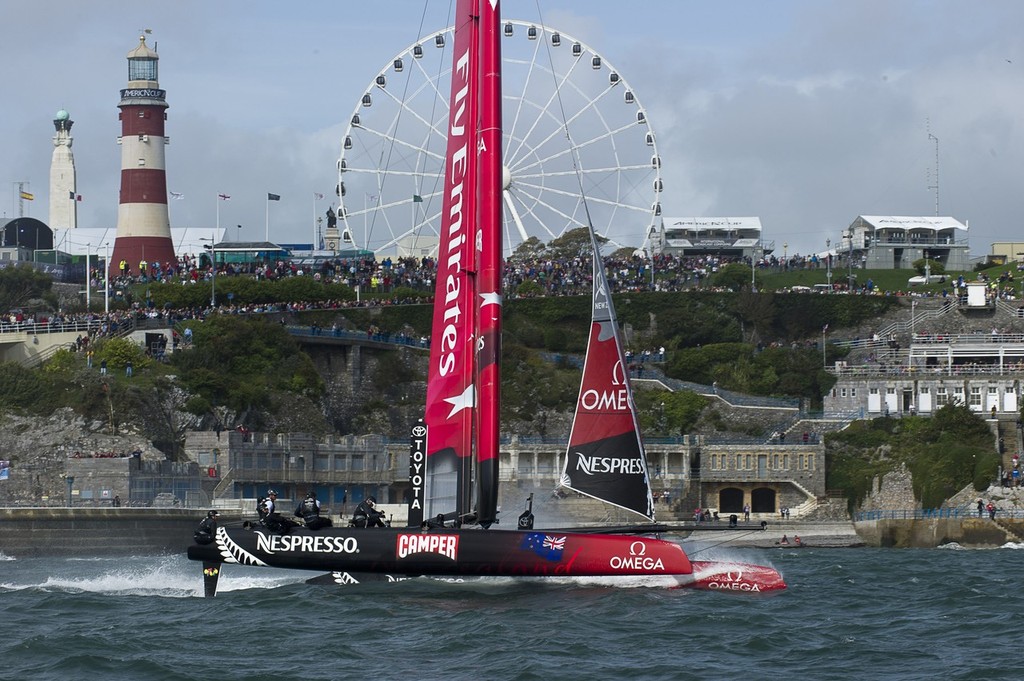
[475,0,502,528]
[423,0,480,522]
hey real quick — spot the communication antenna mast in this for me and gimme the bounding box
[926,119,939,216]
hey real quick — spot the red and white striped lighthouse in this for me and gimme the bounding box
[109,34,176,278]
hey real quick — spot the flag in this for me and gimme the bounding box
[823,324,829,333]
[314,192,325,200]
[412,194,423,202]
[367,193,379,201]
[76,194,82,202]
[218,193,231,200]
[520,532,565,561]
[170,191,184,200]
[268,193,281,201]
[19,191,34,201]
[69,191,75,200]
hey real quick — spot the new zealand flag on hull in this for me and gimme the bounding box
[520,532,566,561]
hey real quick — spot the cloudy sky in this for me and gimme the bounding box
[2,0,1022,259]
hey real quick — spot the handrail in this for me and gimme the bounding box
[854,507,1023,520]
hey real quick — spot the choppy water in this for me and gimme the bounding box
[0,543,1021,681]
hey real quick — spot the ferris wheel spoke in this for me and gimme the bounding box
[507,84,618,175]
[373,86,450,149]
[504,188,565,244]
[502,38,545,161]
[504,57,583,166]
[508,182,588,231]
[355,122,448,168]
[513,178,646,212]
[502,190,531,243]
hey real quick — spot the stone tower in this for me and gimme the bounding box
[48,109,77,229]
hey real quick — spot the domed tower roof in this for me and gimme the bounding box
[55,109,70,121]
[126,34,159,84]
[127,35,158,60]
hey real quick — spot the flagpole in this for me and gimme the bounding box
[266,195,270,242]
[312,194,316,252]
[822,327,827,367]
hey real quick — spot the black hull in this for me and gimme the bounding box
[187,524,692,579]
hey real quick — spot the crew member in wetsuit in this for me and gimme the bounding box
[295,490,332,530]
[194,510,220,544]
[259,490,298,533]
[351,496,387,528]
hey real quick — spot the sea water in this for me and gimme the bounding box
[0,544,1020,681]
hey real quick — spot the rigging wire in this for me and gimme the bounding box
[360,0,454,250]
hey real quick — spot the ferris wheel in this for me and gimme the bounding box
[336,20,663,258]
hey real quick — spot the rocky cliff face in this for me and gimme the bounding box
[0,408,164,505]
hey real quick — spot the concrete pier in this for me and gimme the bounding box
[0,507,231,558]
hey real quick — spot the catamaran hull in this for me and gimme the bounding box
[188,525,692,592]
[674,560,787,593]
[188,526,786,595]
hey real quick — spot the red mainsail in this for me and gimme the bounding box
[475,0,502,527]
[424,0,480,520]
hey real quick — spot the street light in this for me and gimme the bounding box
[847,228,854,290]
[826,238,832,291]
[200,238,216,307]
[85,243,91,311]
[751,245,758,291]
[103,243,110,314]
[783,242,788,270]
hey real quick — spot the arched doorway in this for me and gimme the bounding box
[718,487,744,513]
[751,487,777,513]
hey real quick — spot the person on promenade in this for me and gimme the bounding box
[987,502,996,520]
[744,503,751,521]
[100,359,107,376]
[977,499,984,517]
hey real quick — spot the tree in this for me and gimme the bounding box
[710,263,752,291]
[546,227,607,260]
[508,236,545,263]
[0,265,55,310]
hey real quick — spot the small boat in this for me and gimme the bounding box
[187,0,784,596]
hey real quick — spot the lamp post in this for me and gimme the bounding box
[783,242,788,271]
[847,228,854,290]
[65,475,75,508]
[85,243,91,311]
[826,238,832,291]
[103,243,110,314]
[751,246,758,291]
[200,238,216,308]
